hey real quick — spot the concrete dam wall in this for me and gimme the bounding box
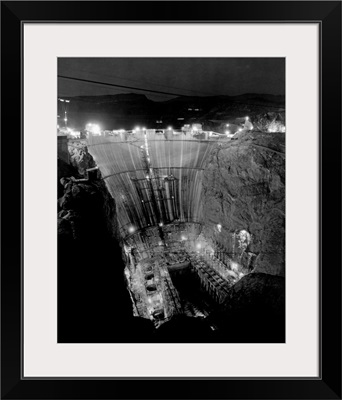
[87,130,217,239]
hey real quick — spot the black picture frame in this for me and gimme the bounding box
[1,1,341,399]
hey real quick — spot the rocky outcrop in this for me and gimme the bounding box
[57,170,136,342]
[202,130,285,276]
[68,141,96,176]
[58,178,118,242]
[58,158,79,197]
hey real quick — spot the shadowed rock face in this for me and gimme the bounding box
[58,178,162,343]
[209,273,285,342]
[220,272,285,313]
[68,141,96,176]
[202,131,285,276]
[58,178,118,242]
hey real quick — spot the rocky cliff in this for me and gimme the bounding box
[202,130,285,276]
[68,140,96,176]
[58,178,118,242]
[57,149,153,342]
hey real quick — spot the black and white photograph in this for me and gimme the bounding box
[57,57,286,343]
[3,0,342,396]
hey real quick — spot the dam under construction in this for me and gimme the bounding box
[59,120,285,342]
[57,58,285,342]
[86,128,247,325]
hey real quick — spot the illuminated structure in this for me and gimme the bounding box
[86,123,101,135]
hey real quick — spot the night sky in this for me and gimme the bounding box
[58,58,285,101]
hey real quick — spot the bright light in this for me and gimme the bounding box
[86,123,101,135]
[217,224,222,232]
[66,127,78,137]
[159,222,163,227]
[64,118,68,122]
[267,121,285,133]
[225,130,230,135]
[231,261,239,271]
[238,128,242,132]
[92,125,101,135]
[192,127,198,131]
[128,226,135,234]
[226,124,229,127]
[196,243,201,249]
[246,116,249,120]
[181,235,187,241]
[168,126,172,130]
[146,175,149,179]
[158,241,163,246]
[135,126,140,131]
[142,127,146,130]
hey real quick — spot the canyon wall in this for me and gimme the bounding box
[57,146,156,342]
[202,131,285,276]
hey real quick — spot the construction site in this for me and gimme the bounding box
[57,59,285,343]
